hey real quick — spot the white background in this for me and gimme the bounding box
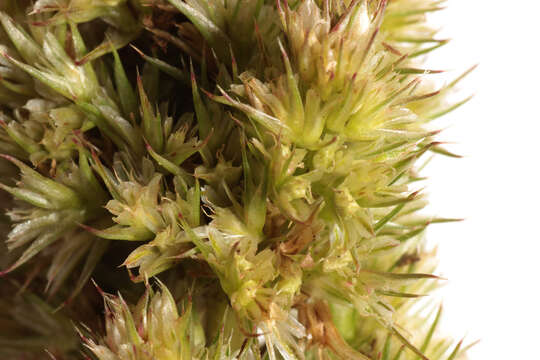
[421,1,540,359]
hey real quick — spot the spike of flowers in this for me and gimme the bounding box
[0,0,473,359]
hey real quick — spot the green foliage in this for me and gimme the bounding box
[0,0,473,359]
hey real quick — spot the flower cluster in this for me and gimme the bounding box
[0,0,472,359]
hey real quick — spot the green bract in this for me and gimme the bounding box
[0,0,472,359]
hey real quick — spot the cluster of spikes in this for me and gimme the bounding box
[0,0,475,359]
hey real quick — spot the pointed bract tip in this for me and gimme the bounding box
[129,44,146,58]
[200,88,216,99]
[90,278,105,296]
[78,223,100,235]
[0,153,16,162]
[0,268,11,277]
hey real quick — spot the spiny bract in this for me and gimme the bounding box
[0,0,473,359]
